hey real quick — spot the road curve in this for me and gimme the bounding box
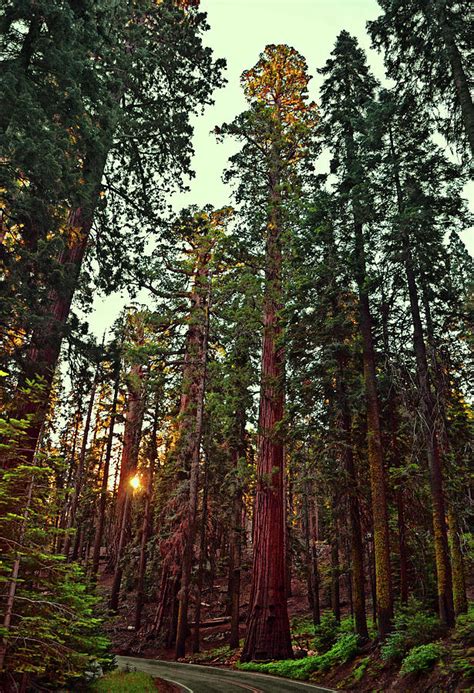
[117,656,336,693]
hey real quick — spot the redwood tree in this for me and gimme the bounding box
[219,44,318,661]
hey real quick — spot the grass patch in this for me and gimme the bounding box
[236,633,359,681]
[90,670,157,692]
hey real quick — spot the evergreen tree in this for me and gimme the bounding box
[371,89,471,625]
[0,0,225,478]
[219,43,318,661]
[318,31,393,638]
[368,0,473,156]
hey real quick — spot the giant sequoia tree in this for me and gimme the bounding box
[219,44,318,661]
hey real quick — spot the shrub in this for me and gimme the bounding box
[312,613,354,652]
[381,601,443,661]
[237,633,359,681]
[291,617,315,637]
[450,656,474,678]
[400,643,444,675]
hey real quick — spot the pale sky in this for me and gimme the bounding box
[89,0,472,337]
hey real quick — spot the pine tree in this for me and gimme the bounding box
[370,89,471,624]
[368,0,473,156]
[318,31,394,638]
[0,404,111,689]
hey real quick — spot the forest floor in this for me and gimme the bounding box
[98,566,474,692]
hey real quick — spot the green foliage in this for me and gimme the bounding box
[368,0,471,153]
[454,603,474,644]
[352,656,370,682]
[91,669,157,692]
[400,643,444,676]
[237,634,359,681]
[449,656,474,679]
[0,416,112,688]
[291,617,315,637]
[381,601,443,661]
[312,613,354,652]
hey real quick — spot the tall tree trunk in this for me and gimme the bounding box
[192,450,209,653]
[388,127,455,627]
[91,361,121,578]
[336,363,368,639]
[303,473,320,628]
[113,335,146,561]
[3,206,95,473]
[355,258,393,637]
[63,370,98,559]
[380,300,409,606]
[109,350,146,612]
[345,115,393,637]
[285,464,293,598]
[134,397,160,630]
[228,489,243,650]
[109,487,131,612]
[241,187,292,662]
[367,533,377,626]
[447,508,467,616]
[331,509,341,623]
[405,258,454,625]
[229,443,245,649]
[175,282,210,659]
[55,409,81,553]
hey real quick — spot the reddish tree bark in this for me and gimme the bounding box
[2,214,90,474]
[110,331,146,611]
[91,361,121,578]
[192,450,209,653]
[175,276,210,659]
[153,226,214,654]
[241,203,292,662]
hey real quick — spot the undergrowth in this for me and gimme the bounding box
[236,602,474,686]
[237,633,359,680]
[381,600,444,661]
[400,642,445,675]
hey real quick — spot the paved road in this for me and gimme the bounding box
[117,656,335,693]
